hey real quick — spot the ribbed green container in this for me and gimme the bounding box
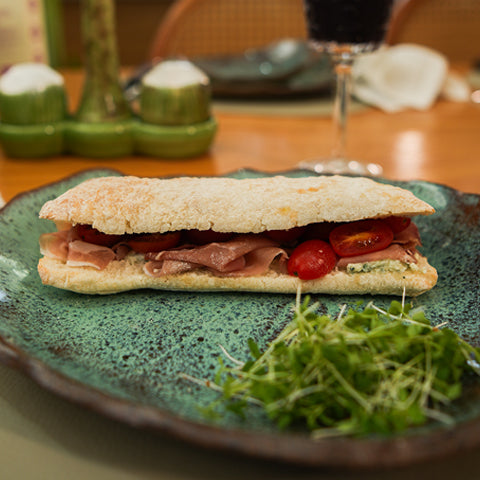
[0,63,67,157]
[134,117,217,158]
[140,83,211,126]
[139,60,212,126]
[0,85,67,125]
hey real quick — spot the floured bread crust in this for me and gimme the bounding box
[38,255,438,296]
[39,175,435,235]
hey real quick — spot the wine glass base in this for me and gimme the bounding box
[299,158,383,177]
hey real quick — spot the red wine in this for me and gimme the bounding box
[304,0,394,45]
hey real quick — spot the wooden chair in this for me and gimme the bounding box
[386,0,480,63]
[148,0,307,59]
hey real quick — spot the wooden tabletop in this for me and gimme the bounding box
[0,69,479,203]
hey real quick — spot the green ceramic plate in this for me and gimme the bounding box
[0,169,479,468]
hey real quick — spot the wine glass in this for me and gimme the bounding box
[299,0,395,176]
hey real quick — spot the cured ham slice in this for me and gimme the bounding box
[336,244,418,269]
[39,230,70,261]
[144,235,287,277]
[40,231,121,270]
[220,246,289,277]
[392,223,422,248]
[66,240,116,270]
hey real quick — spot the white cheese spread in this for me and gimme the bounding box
[346,256,427,274]
[0,63,64,95]
[347,259,409,274]
[143,60,209,89]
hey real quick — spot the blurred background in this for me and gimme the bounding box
[61,0,173,66]
[0,0,173,69]
[0,0,412,70]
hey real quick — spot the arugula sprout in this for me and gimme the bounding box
[183,293,480,437]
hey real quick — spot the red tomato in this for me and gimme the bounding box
[75,224,122,247]
[265,226,307,244]
[186,229,233,245]
[329,220,394,257]
[287,240,336,280]
[383,216,411,234]
[127,231,181,253]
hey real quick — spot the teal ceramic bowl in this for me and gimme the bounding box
[0,169,479,468]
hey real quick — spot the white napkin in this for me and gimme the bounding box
[0,194,4,208]
[352,44,470,113]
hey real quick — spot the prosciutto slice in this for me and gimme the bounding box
[144,235,287,277]
[40,230,122,270]
[66,240,116,270]
[39,230,70,261]
[392,222,422,248]
[336,244,418,269]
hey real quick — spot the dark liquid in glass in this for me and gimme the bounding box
[304,0,395,45]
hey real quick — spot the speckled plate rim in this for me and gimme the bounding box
[1,168,480,470]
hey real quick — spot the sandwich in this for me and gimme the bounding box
[38,175,438,296]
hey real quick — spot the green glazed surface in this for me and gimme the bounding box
[0,169,479,468]
[0,122,65,157]
[134,117,217,157]
[64,119,135,157]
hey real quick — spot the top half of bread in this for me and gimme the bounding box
[39,175,435,235]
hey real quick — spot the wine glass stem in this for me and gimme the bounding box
[332,59,353,160]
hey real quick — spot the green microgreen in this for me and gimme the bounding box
[183,291,480,437]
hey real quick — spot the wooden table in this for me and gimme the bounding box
[0,69,479,202]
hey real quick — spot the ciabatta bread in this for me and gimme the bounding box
[39,175,435,234]
[38,175,438,296]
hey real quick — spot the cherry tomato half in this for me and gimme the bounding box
[127,231,181,253]
[186,229,233,245]
[265,226,307,244]
[287,240,336,280]
[329,220,394,257]
[75,224,123,247]
[383,216,411,234]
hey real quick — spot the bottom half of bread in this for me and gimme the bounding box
[38,255,438,296]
